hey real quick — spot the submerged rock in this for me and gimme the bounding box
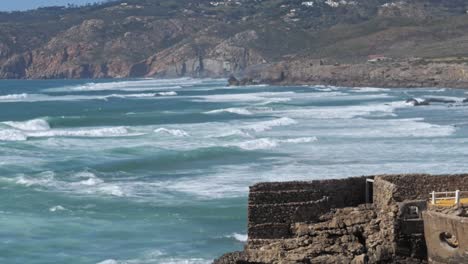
[406,98,430,106]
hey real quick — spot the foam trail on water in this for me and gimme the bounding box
[243,117,297,132]
[7,171,126,197]
[204,108,253,115]
[235,137,317,150]
[154,128,190,137]
[0,93,28,101]
[44,78,203,92]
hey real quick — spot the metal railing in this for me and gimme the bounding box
[430,190,468,207]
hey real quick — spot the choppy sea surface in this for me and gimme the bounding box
[1,78,468,263]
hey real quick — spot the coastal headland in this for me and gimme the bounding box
[2,0,468,89]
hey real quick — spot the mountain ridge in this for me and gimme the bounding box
[1,0,468,84]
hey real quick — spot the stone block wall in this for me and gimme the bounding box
[248,177,370,239]
[376,174,468,202]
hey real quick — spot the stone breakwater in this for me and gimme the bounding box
[215,174,468,264]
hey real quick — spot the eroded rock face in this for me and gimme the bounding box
[134,30,266,78]
[215,204,425,264]
[238,59,468,88]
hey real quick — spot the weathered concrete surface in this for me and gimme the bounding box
[423,211,468,264]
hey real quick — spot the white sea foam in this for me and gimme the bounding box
[214,129,253,138]
[44,78,201,92]
[154,128,190,137]
[0,129,28,141]
[235,137,317,150]
[227,233,248,242]
[243,117,297,132]
[0,93,28,101]
[29,127,135,138]
[351,87,391,93]
[204,108,253,115]
[97,260,119,264]
[308,118,456,138]
[49,205,66,212]
[9,171,127,197]
[237,138,278,150]
[275,101,408,120]
[157,91,178,96]
[105,93,159,99]
[425,95,465,103]
[193,92,296,103]
[97,248,210,264]
[105,92,177,99]
[3,119,50,131]
[0,123,142,141]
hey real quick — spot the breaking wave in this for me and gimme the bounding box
[154,128,190,137]
[204,108,253,115]
[3,118,50,131]
[0,118,142,141]
[43,78,204,92]
[243,117,297,132]
[7,171,126,197]
[226,233,248,242]
[0,93,29,101]
[235,137,317,150]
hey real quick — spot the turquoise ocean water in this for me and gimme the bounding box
[1,78,468,263]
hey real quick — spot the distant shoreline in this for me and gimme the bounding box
[231,59,468,89]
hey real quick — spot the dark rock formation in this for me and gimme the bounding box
[240,59,468,88]
[406,98,430,106]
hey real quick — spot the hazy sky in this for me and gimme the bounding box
[0,0,106,11]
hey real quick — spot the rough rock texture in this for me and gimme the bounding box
[216,174,468,264]
[239,59,468,88]
[2,0,468,82]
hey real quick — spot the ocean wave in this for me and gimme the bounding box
[235,137,317,150]
[204,108,253,115]
[311,118,456,138]
[3,118,50,131]
[7,171,126,197]
[0,92,177,103]
[351,87,391,93]
[226,233,248,242]
[243,117,297,132]
[49,205,66,212]
[193,91,296,103]
[214,129,253,138]
[275,101,408,120]
[154,128,190,137]
[29,127,137,138]
[0,93,28,101]
[43,78,202,92]
[236,138,278,150]
[105,92,178,99]
[0,129,28,141]
[0,121,142,141]
[105,93,159,99]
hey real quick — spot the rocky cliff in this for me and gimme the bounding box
[1,0,468,84]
